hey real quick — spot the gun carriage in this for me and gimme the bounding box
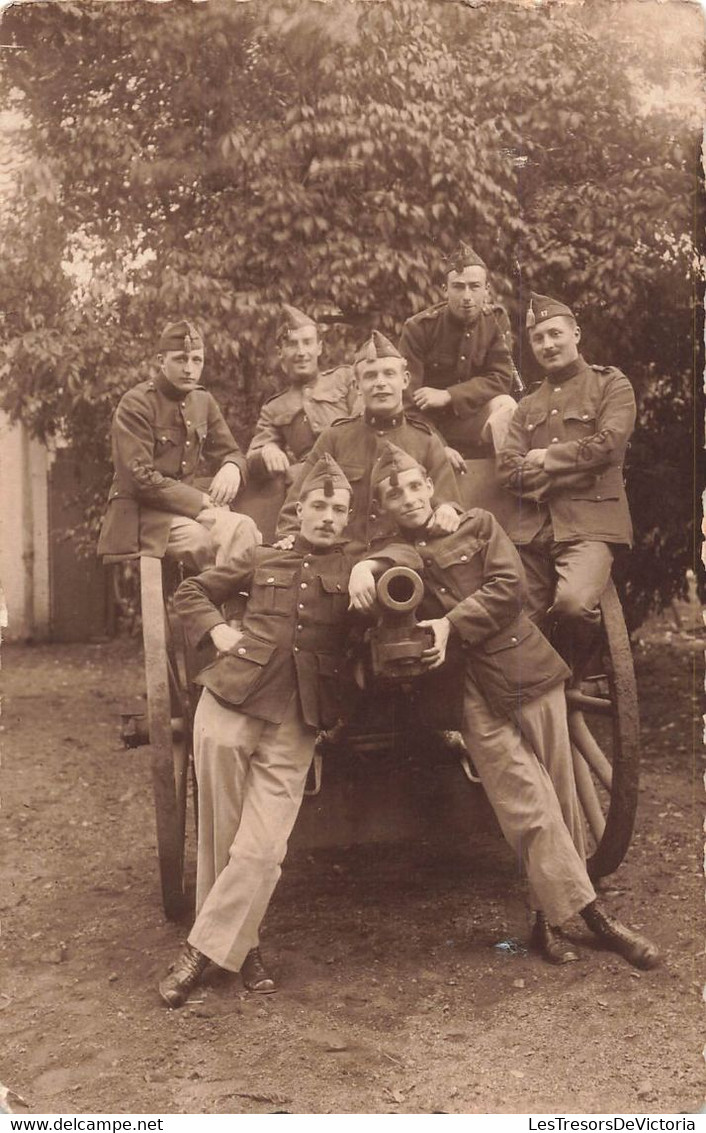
[118,456,639,920]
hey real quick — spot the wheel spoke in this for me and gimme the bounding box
[571,741,606,843]
[568,710,613,790]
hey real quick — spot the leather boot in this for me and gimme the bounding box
[241,947,277,993]
[532,911,581,964]
[581,901,660,969]
[159,942,209,1008]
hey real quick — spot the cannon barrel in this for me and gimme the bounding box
[368,567,434,682]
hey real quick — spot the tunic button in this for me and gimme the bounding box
[554,387,561,393]
[267,576,275,583]
[181,461,187,466]
[460,354,466,361]
[294,646,300,653]
[439,586,447,593]
[510,637,518,644]
[298,603,304,609]
[300,582,308,589]
[303,561,310,568]
[237,647,246,655]
[185,441,190,447]
[460,554,468,562]
[582,413,589,419]
[418,540,426,547]
[181,402,186,408]
[551,438,559,444]
[550,409,558,415]
[186,420,191,425]
[297,624,303,630]
[595,495,602,501]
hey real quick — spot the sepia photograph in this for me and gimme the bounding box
[0,0,703,1118]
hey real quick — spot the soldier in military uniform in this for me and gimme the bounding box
[496,292,636,645]
[158,455,419,1007]
[398,241,518,461]
[277,331,462,556]
[97,320,258,569]
[247,304,359,483]
[358,443,658,971]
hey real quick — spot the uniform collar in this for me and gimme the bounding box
[364,408,405,430]
[543,354,584,385]
[292,533,344,556]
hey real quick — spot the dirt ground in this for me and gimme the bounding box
[0,607,704,1116]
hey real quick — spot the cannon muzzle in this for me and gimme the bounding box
[376,566,425,615]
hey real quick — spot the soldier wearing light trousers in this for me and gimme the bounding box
[158,454,417,1007]
[352,442,659,969]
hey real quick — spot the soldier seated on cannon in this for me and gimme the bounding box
[497,292,636,665]
[158,454,419,1008]
[246,304,359,484]
[398,240,518,468]
[277,330,463,557]
[97,320,258,570]
[347,441,659,971]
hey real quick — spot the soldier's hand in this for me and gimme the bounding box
[210,623,244,655]
[348,561,378,612]
[413,387,452,411]
[260,444,291,476]
[524,448,547,469]
[209,463,242,506]
[418,617,451,670]
[428,503,461,535]
[444,445,466,474]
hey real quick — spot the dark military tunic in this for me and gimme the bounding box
[97,374,246,560]
[174,536,417,729]
[497,355,636,546]
[398,303,516,453]
[246,366,359,476]
[383,510,569,716]
[276,410,461,554]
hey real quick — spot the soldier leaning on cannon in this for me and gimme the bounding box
[398,241,518,465]
[497,292,636,663]
[347,442,659,971]
[246,304,359,483]
[97,320,259,570]
[277,330,463,556]
[158,454,419,1008]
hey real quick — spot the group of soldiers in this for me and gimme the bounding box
[96,241,658,1009]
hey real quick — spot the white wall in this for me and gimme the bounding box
[0,412,51,641]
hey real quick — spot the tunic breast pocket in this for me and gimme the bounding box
[562,407,596,438]
[427,354,456,386]
[154,426,182,451]
[250,567,296,615]
[432,538,484,592]
[316,574,348,622]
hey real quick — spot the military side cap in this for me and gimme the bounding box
[525,291,575,328]
[276,304,317,342]
[300,453,352,498]
[371,442,424,492]
[445,240,487,274]
[157,320,203,353]
[354,330,403,365]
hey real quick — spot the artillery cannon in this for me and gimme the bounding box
[367,566,434,683]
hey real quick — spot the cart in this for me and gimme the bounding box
[120,457,640,919]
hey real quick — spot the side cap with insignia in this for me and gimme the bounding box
[157,320,204,353]
[371,441,425,493]
[354,330,403,365]
[525,291,575,329]
[299,452,352,498]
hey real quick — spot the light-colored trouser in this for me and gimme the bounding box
[511,683,585,860]
[188,689,316,972]
[519,531,613,628]
[479,394,517,451]
[461,670,595,926]
[166,511,261,572]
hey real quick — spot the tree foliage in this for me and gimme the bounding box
[0,0,702,622]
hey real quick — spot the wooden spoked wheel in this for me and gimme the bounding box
[140,556,195,920]
[564,579,640,880]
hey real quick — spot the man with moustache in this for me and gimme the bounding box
[497,292,636,653]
